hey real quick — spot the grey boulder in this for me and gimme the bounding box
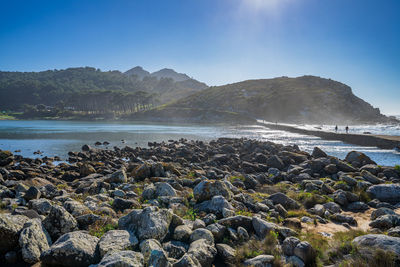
[41,231,99,267]
[19,219,52,264]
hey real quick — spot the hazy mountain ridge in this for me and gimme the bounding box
[164,75,392,124]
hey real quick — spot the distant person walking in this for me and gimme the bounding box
[345,126,349,134]
[335,125,338,133]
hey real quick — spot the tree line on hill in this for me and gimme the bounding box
[0,67,205,117]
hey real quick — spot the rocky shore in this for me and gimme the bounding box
[1,138,400,266]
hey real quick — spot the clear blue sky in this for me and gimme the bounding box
[0,0,399,114]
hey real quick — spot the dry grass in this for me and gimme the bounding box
[234,232,283,266]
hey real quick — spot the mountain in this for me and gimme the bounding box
[150,68,191,82]
[162,75,390,124]
[0,67,208,111]
[124,66,150,79]
[125,66,193,82]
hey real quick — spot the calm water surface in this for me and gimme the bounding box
[0,120,399,166]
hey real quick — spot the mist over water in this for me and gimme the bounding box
[0,120,399,166]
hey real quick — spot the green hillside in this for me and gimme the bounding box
[167,76,388,123]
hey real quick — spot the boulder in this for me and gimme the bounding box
[195,195,233,217]
[155,182,177,197]
[163,241,188,259]
[367,184,400,203]
[345,151,375,165]
[173,254,201,267]
[29,198,52,215]
[140,239,170,267]
[312,147,327,158]
[193,180,233,202]
[252,217,277,238]
[361,170,382,184]
[19,219,52,264]
[41,231,99,267]
[98,230,139,257]
[294,241,315,265]
[269,192,300,210]
[216,243,235,264]
[0,214,29,253]
[118,206,172,241]
[371,207,396,220]
[105,169,127,184]
[96,250,144,267]
[352,234,400,256]
[243,255,275,266]
[282,237,301,256]
[190,228,214,244]
[24,186,41,200]
[43,205,78,240]
[187,239,217,267]
[369,214,400,230]
[266,155,285,170]
[173,225,193,242]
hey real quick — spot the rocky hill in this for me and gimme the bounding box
[166,76,390,124]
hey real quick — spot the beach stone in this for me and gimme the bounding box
[206,223,226,242]
[118,206,172,241]
[96,250,144,267]
[29,198,52,215]
[173,225,192,242]
[352,234,400,256]
[172,254,201,267]
[193,180,233,202]
[43,205,78,240]
[371,207,396,220]
[187,239,217,267]
[155,182,177,197]
[190,228,214,244]
[388,226,400,237]
[286,255,305,267]
[252,217,277,238]
[0,214,29,253]
[24,186,41,200]
[19,218,52,264]
[283,237,301,256]
[369,214,400,230]
[195,195,233,217]
[63,200,91,217]
[216,243,235,264]
[41,231,100,267]
[347,201,369,212]
[323,202,341,213]
[361,170,382,184]
[367,184,400,203]
[324,164,338,174]
[140,239,170,266]
[98,230,138,257]
[132,163,151,180]
[345,151,375,166]
[269,192,300,210]
[105,169,127,184]
[163,241,188,259]
[219,215,253,232]
[312,147,327,158]
[243,255,274,266]
[266,155,285,170]
[294,241,315,264]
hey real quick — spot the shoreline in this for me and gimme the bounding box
[259,122,400,150]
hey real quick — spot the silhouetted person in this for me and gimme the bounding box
[335,125,338,133]
[345,126,349,134]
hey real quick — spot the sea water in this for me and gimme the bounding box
[0,120,399,166]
